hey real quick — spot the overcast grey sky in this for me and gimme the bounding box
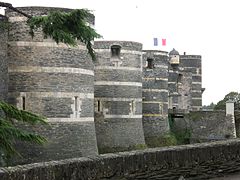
[1,0,240,105]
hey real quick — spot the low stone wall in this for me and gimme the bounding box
[187,111,236,142]
[9,122,98,166]
[1,139,240,179]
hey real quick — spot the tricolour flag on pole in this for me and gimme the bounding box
[153,38,158,46]
[162,38,166,46]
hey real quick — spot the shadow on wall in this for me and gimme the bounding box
[168,115,191,145]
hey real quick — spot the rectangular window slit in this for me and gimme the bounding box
[97,100,101,112]
[22,96,25,110]
[75,96,78,112]
[159,104,163,115]
[131,100,135,114]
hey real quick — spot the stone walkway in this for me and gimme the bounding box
[210,172,240,180]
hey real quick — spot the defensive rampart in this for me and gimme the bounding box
[1,139,240,180]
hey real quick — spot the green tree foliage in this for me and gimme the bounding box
[214,91,240,110]
[202,102,216,110]
[0,101,47,161]
[1,2,102,60]
[27,9,102,60]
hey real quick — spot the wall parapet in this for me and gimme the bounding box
[180,55,202,59]
[1,139,240,179]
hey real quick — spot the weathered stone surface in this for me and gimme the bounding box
[6,7,95,117]
[144,69,168,78]
[9,121,98,166]
[98,101,141,115]
[180,57,201,67]
[8,72,94,93]
[1,140,240,180]
[94,69,142,82]
[191,99,202,106]
[8,46,93,70]
[4,7,98,164]
[142,51,170,146]
[1,6,206,167]
[178,72,192,110]
[187,111,236,142]
[180,55,202,110]
[143,79,168,89]
[95,85,142,98]
[192,75,201,82]
[168,53,202,111]
[143,91,168,102]
[0,18,8,101]
[6,7,87,43]
[94,41,146,152]
[143,117,169,137]
[94,41,142,51]
[95,117,146,152]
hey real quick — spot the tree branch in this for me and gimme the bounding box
[0,2,32,18]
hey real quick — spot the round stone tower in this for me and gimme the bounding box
[0,15,8,101]
[142,50,170,147]
[5,7,98,164]
[94,41,146,153]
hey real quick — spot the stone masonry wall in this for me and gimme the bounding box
[5,7,98,164]
[94,41,146,153]
[9,122,98,166]
[168,65,180,109]
[0,16,8,101]
[180,55,202,111]
[186,111,236,142]
[1,139,240,179]
[142,50,170,146]
[178,72,192,110]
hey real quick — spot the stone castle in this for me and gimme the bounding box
[0,7,203,164]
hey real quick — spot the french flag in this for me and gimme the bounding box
[162,38,166,46]
[153,38,166,46]
[153,38,158,46]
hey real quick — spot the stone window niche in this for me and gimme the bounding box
[74,96,79,118]
[97,100,101,112]
[159,103,163,115]
[73,96,82,118]
[95,99,102,112]
[130,100,136,115]
[71,96,82,118]
[178,73,183,83]
[74,96,78,112]
[173,106,177,112]
[111,45,121,59]
[147,58,154,69]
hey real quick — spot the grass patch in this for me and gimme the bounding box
[145,133,177,148]
[186,112,202,121]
